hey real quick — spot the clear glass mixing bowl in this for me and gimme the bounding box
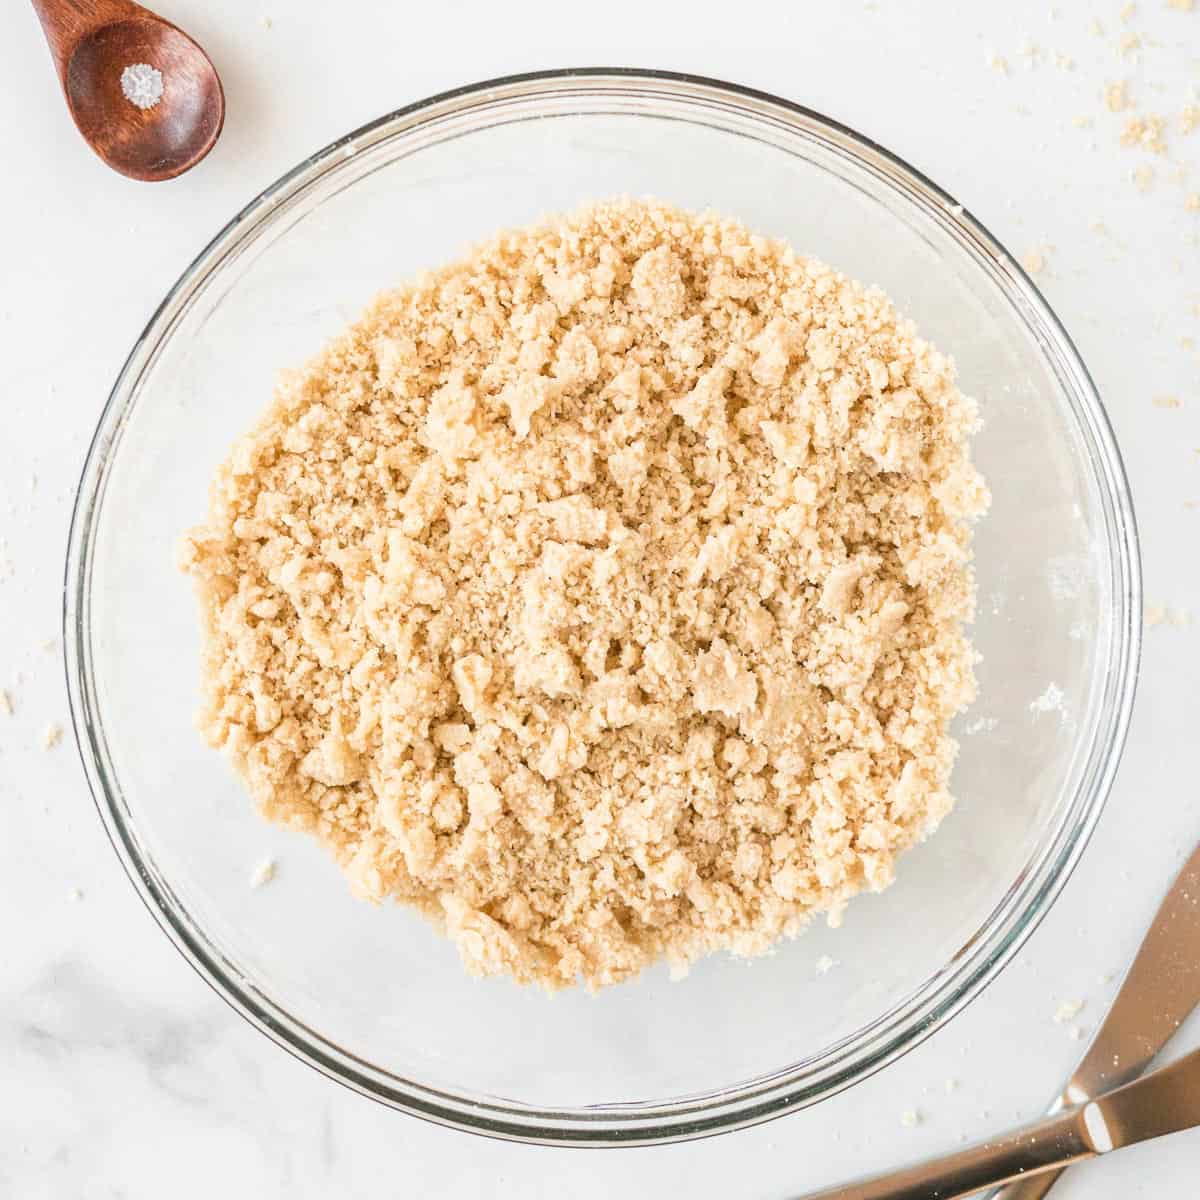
[65,70,1141,1145]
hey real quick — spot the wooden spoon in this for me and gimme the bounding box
[31,0,224,182]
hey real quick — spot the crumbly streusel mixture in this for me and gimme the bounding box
[180,199,988,990]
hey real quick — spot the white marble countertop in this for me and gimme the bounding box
[2,1,1198,1195]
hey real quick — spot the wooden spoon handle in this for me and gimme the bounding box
[31,0,153,77]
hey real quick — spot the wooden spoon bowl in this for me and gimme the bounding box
[32,0,224,182]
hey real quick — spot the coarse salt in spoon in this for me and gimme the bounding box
[31,0,225,182]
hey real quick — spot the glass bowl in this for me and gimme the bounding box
[65,70,1141,1145]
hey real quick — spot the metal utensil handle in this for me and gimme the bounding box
[795,1047,1200,1200]
[793,1108,1097,1200]
[995,842,1200,1200]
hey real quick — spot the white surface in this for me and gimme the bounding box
[1,1,1197,1196]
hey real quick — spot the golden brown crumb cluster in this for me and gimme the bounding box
[181,199,988,990]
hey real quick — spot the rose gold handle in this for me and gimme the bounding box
[795,1107,1097,1200]
[997,842,1200,1200]
[795,1047,1200,1200]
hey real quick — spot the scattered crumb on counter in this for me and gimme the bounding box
[988,52,1011,74]
[1072,115,1094,129]
[1118,1,1136,21]
[1133,165,1156,191]
[1104,81,1131,112]
[260,15,273,29]
[1146,603,1194,628]
[1121,115,1168,154]
[900,1109,923,1128]
[1187,193,1200,211]
[250,858,277,889]
[1167,0,1194,11]
[1117,31,1142,55]
[0,689,11,717]
[42,723,63,750]
[1068,1025,1085,1040]
[1022,250,1046,274]
[40,638,58,654]
[67,887,83,902]
[815,955,837,976]
[1054,998,1085,1023]
[945,1078,959,1094]
[1153,394,1183,408]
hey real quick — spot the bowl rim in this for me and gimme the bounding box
[63,67,1142,1146]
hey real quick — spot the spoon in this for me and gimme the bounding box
[31,0,224,181]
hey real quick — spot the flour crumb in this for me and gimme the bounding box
[1022,250,1047,274]
[42,723,63,750]
[1054,998,1085,1023]
[1068,1025,1085,1040]
[67,887,83,902]
[1153,394,1183,408]
[0,689,11,717]
[1133,165,1156,192]
[250,858,277,889]
[1117,31,1143,55]
[1187,193,1200,212]
[988,53,1011,74]
[815,955,838,976]
[945,1078,959,1093]
[1119,1,1136,20]
[1167,0,1193,10]
[901,1109,923,1128]
[1121,115,1167,154]
[1104,81,1132,112]
[1030,683,1065,715]
[1142,600,1190,628]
